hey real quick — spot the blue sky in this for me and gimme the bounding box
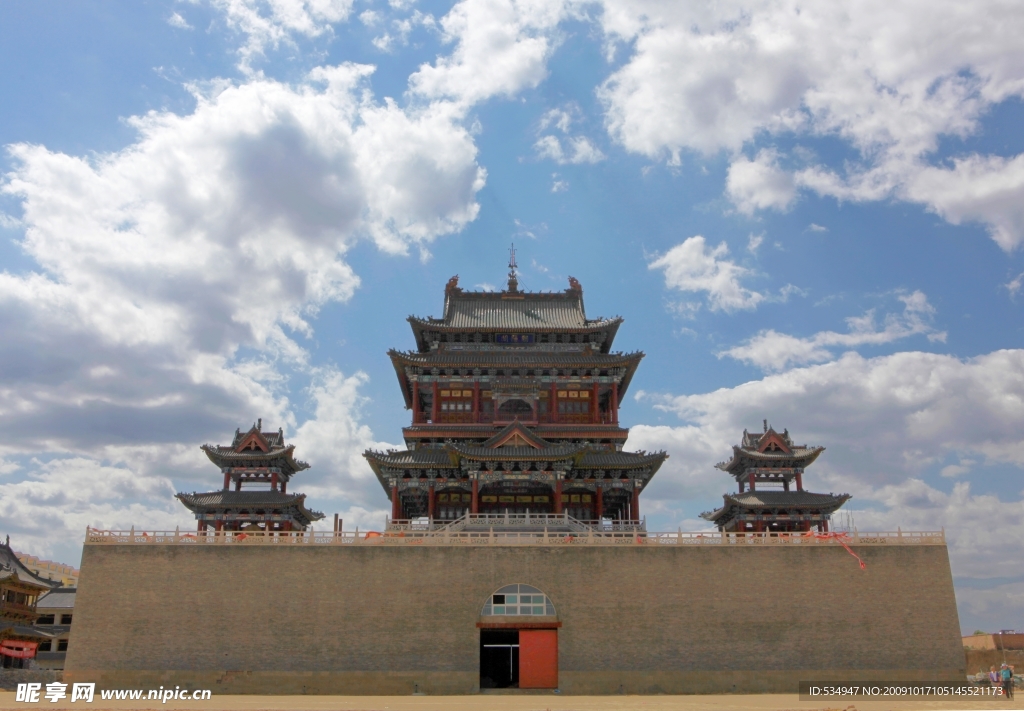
[2,0,1024,634]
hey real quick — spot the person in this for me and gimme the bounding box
[1001,663,1014,700]
[990,666,1000,688]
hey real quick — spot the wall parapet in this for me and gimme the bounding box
[83,527,945,547]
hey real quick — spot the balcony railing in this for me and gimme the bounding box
[0,599,37,618]
[83,526,945,547]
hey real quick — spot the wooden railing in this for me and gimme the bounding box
[83,527,946,547]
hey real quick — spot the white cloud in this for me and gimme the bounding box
[208,0,354,71]
[726,148,797,214]
[534,104,606,164]
[648,235,764,312]
[167,12,194,30]
[630,348,1024,629]
[371,10,436,52]
[1007,272,1024,297]
[551,173,568,192]
[534,135,605,164]
[746,232,763,253]
[721,290,946,371]
[807,223,827,232]
[408,0,570,106]
[595,0,1024,248]
[0,457,187,564]
[902,153,1024,252]
[0,67,483,488]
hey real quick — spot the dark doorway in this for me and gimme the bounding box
[480,629,519,688]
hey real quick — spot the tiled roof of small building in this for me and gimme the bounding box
[36,588,76,609]
[700,491,851,521]
[411,297,620,332]
[175,491,324,520]
[0,541,58,590]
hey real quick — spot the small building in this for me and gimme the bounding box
[14,553,79,588]
[32,588,75,670]
[963,632,1024,651]
[701,423,850,533]
[0,538,58,669]
[177,420,325,532]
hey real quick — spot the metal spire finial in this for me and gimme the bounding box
[507,243,519,292]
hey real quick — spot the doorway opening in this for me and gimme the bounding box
[480,629,519,688]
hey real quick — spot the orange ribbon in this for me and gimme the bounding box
[808,531,866,569]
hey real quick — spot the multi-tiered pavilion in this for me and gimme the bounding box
[364,261,666,529]
[701,422,850,533]
[177,420,325,532]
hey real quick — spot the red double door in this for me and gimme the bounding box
[518,629,558,689]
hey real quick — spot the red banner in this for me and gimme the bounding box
[0,640,39,659]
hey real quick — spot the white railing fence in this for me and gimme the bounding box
[84,527,945,547]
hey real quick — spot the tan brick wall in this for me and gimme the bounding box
[65,543,964,694]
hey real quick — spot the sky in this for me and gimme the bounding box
[1,0,1023,635]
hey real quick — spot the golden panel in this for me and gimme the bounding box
[534,496,549,503]
[499,495,516,503]
[579,391,590,399]
[571,494,580,502]
[438,493,448,502]
[516,496,532,503]
[568,391,579,398]
[582,494,592,503]
[481,495,498,503]
[440,390,451,397]
[560,494,569,502]
[462,494,472,503]
[557,391,568,398]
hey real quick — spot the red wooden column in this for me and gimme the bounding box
[431,381,439,423]
[748,472,756,491]
[223,471,230,490]
[271,472,278,491]
[427,482,436,520]
[591,382,599,423]
[473,381,480,423]
[550,380,558,423]
[822,518,829,533]
[554,478,563,514]
[795,472,803,491]
[411,380,420,423]
[595,487,603,521]
[391,483,401,520]
[611,382,619,424]
[471,478,479,514]
[631,487,640,522]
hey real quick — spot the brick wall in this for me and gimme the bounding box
[64,543,964,694]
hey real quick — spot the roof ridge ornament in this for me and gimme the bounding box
[507,243,519,293]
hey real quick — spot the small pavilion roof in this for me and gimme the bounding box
[700,491,850,522]
[176,490,325,522]
[714,425,824,475]
[201,422,310,477]
[0,542,58,591]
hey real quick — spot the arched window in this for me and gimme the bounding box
[481,584,555,617]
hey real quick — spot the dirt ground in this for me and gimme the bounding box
[1,692,1021,711]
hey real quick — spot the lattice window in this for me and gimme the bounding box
[481,584,555,617]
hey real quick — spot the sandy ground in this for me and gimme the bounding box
[1,693,1021,711]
